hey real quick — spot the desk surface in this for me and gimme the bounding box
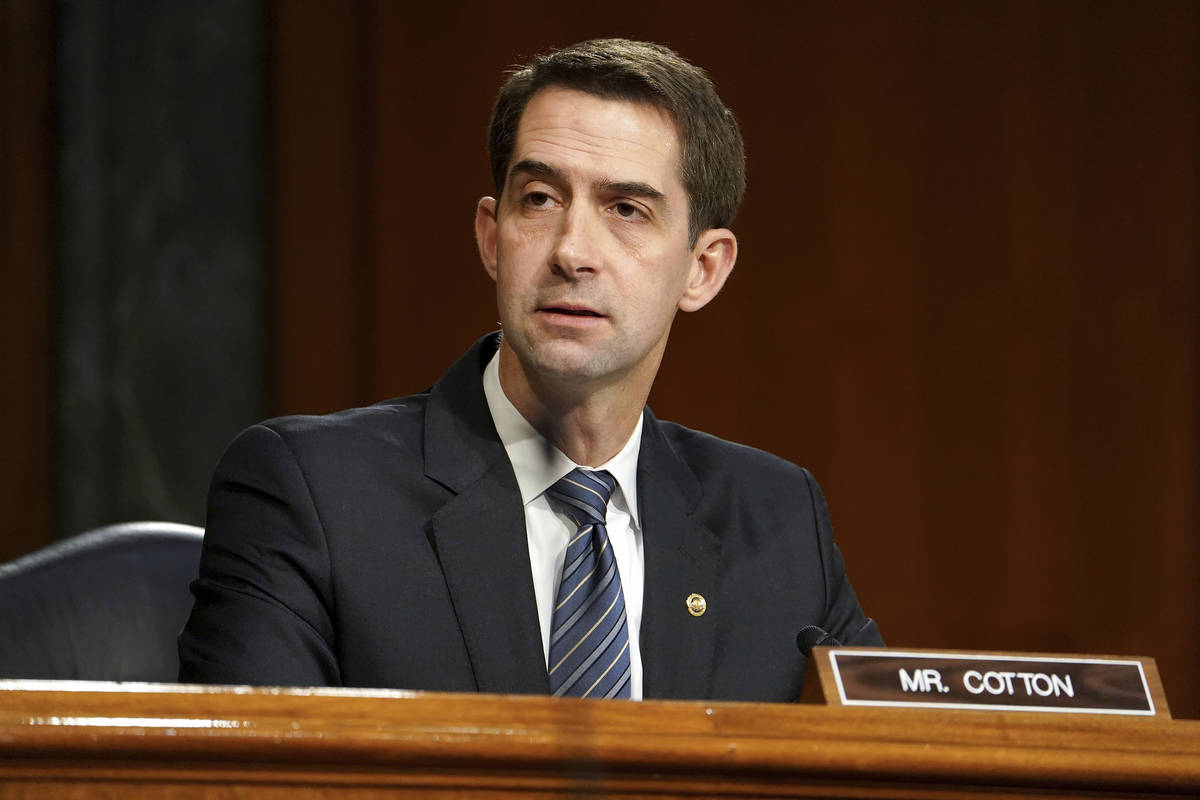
[0,680,1197,798]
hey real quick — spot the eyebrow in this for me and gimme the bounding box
[509,159,667,203]
[509,159,565,184]
[599,179,665,202]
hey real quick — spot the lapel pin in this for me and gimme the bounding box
[686,593,707,617]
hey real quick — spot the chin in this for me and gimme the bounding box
[520,340,615,381]
[529,352,609,380]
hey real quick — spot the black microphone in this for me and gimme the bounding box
[796,625,842,658]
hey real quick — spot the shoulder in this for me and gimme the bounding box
[647,416,829,540]
[262,393,429,449]
[218,392,433,480]
[654,418,815,494]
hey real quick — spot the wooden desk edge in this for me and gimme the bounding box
[0,681,1196,795]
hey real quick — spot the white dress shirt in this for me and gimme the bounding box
[482,350,645,700]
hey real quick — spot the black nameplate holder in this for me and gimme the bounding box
[812,649,1167,717]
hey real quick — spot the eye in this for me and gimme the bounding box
[524,191,553,208]
[613,201,643,220]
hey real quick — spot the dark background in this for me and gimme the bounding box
[3,1,1196,717]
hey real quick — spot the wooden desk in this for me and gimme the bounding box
[0,680,1197,798]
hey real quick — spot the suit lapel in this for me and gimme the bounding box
[429,460,549,694]
[423,334,548,695]
[637,412,721,700]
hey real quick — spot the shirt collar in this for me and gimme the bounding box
[482,347,642,529]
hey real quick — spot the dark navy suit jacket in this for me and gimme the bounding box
[179,333,881,700]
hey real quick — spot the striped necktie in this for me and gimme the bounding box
[545,468,631,699]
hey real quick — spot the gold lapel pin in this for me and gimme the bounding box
[686,593,707,617]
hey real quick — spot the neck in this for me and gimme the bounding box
[497,341,652,466]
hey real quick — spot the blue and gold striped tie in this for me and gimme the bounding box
[545,468,631,699]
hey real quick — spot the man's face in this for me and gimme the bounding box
[475,86,734,396]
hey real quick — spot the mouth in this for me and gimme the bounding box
[538,305,606,319]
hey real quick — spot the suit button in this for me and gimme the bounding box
[686,593,706,617]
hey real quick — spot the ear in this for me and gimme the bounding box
[475,196,499,280]
[678,228,737,312]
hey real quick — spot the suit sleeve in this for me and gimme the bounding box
[803,468,885,647]
[178,424,342,686]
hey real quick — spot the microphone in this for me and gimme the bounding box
[796,625,842,658]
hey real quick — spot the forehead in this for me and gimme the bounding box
[510,87,683,191]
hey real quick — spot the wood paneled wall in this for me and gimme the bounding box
[1,1,52,561]
[272,2,1198,717]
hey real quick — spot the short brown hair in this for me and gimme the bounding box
[488,38,746,245]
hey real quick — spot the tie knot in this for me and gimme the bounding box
[547,468,615,526]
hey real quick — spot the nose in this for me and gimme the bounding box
[551,204,601,278]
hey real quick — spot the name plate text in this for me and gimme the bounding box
[825,650,1156,716]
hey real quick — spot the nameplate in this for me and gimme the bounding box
[822,649,1157,716]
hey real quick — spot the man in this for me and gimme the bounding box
[179,38,881,701]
